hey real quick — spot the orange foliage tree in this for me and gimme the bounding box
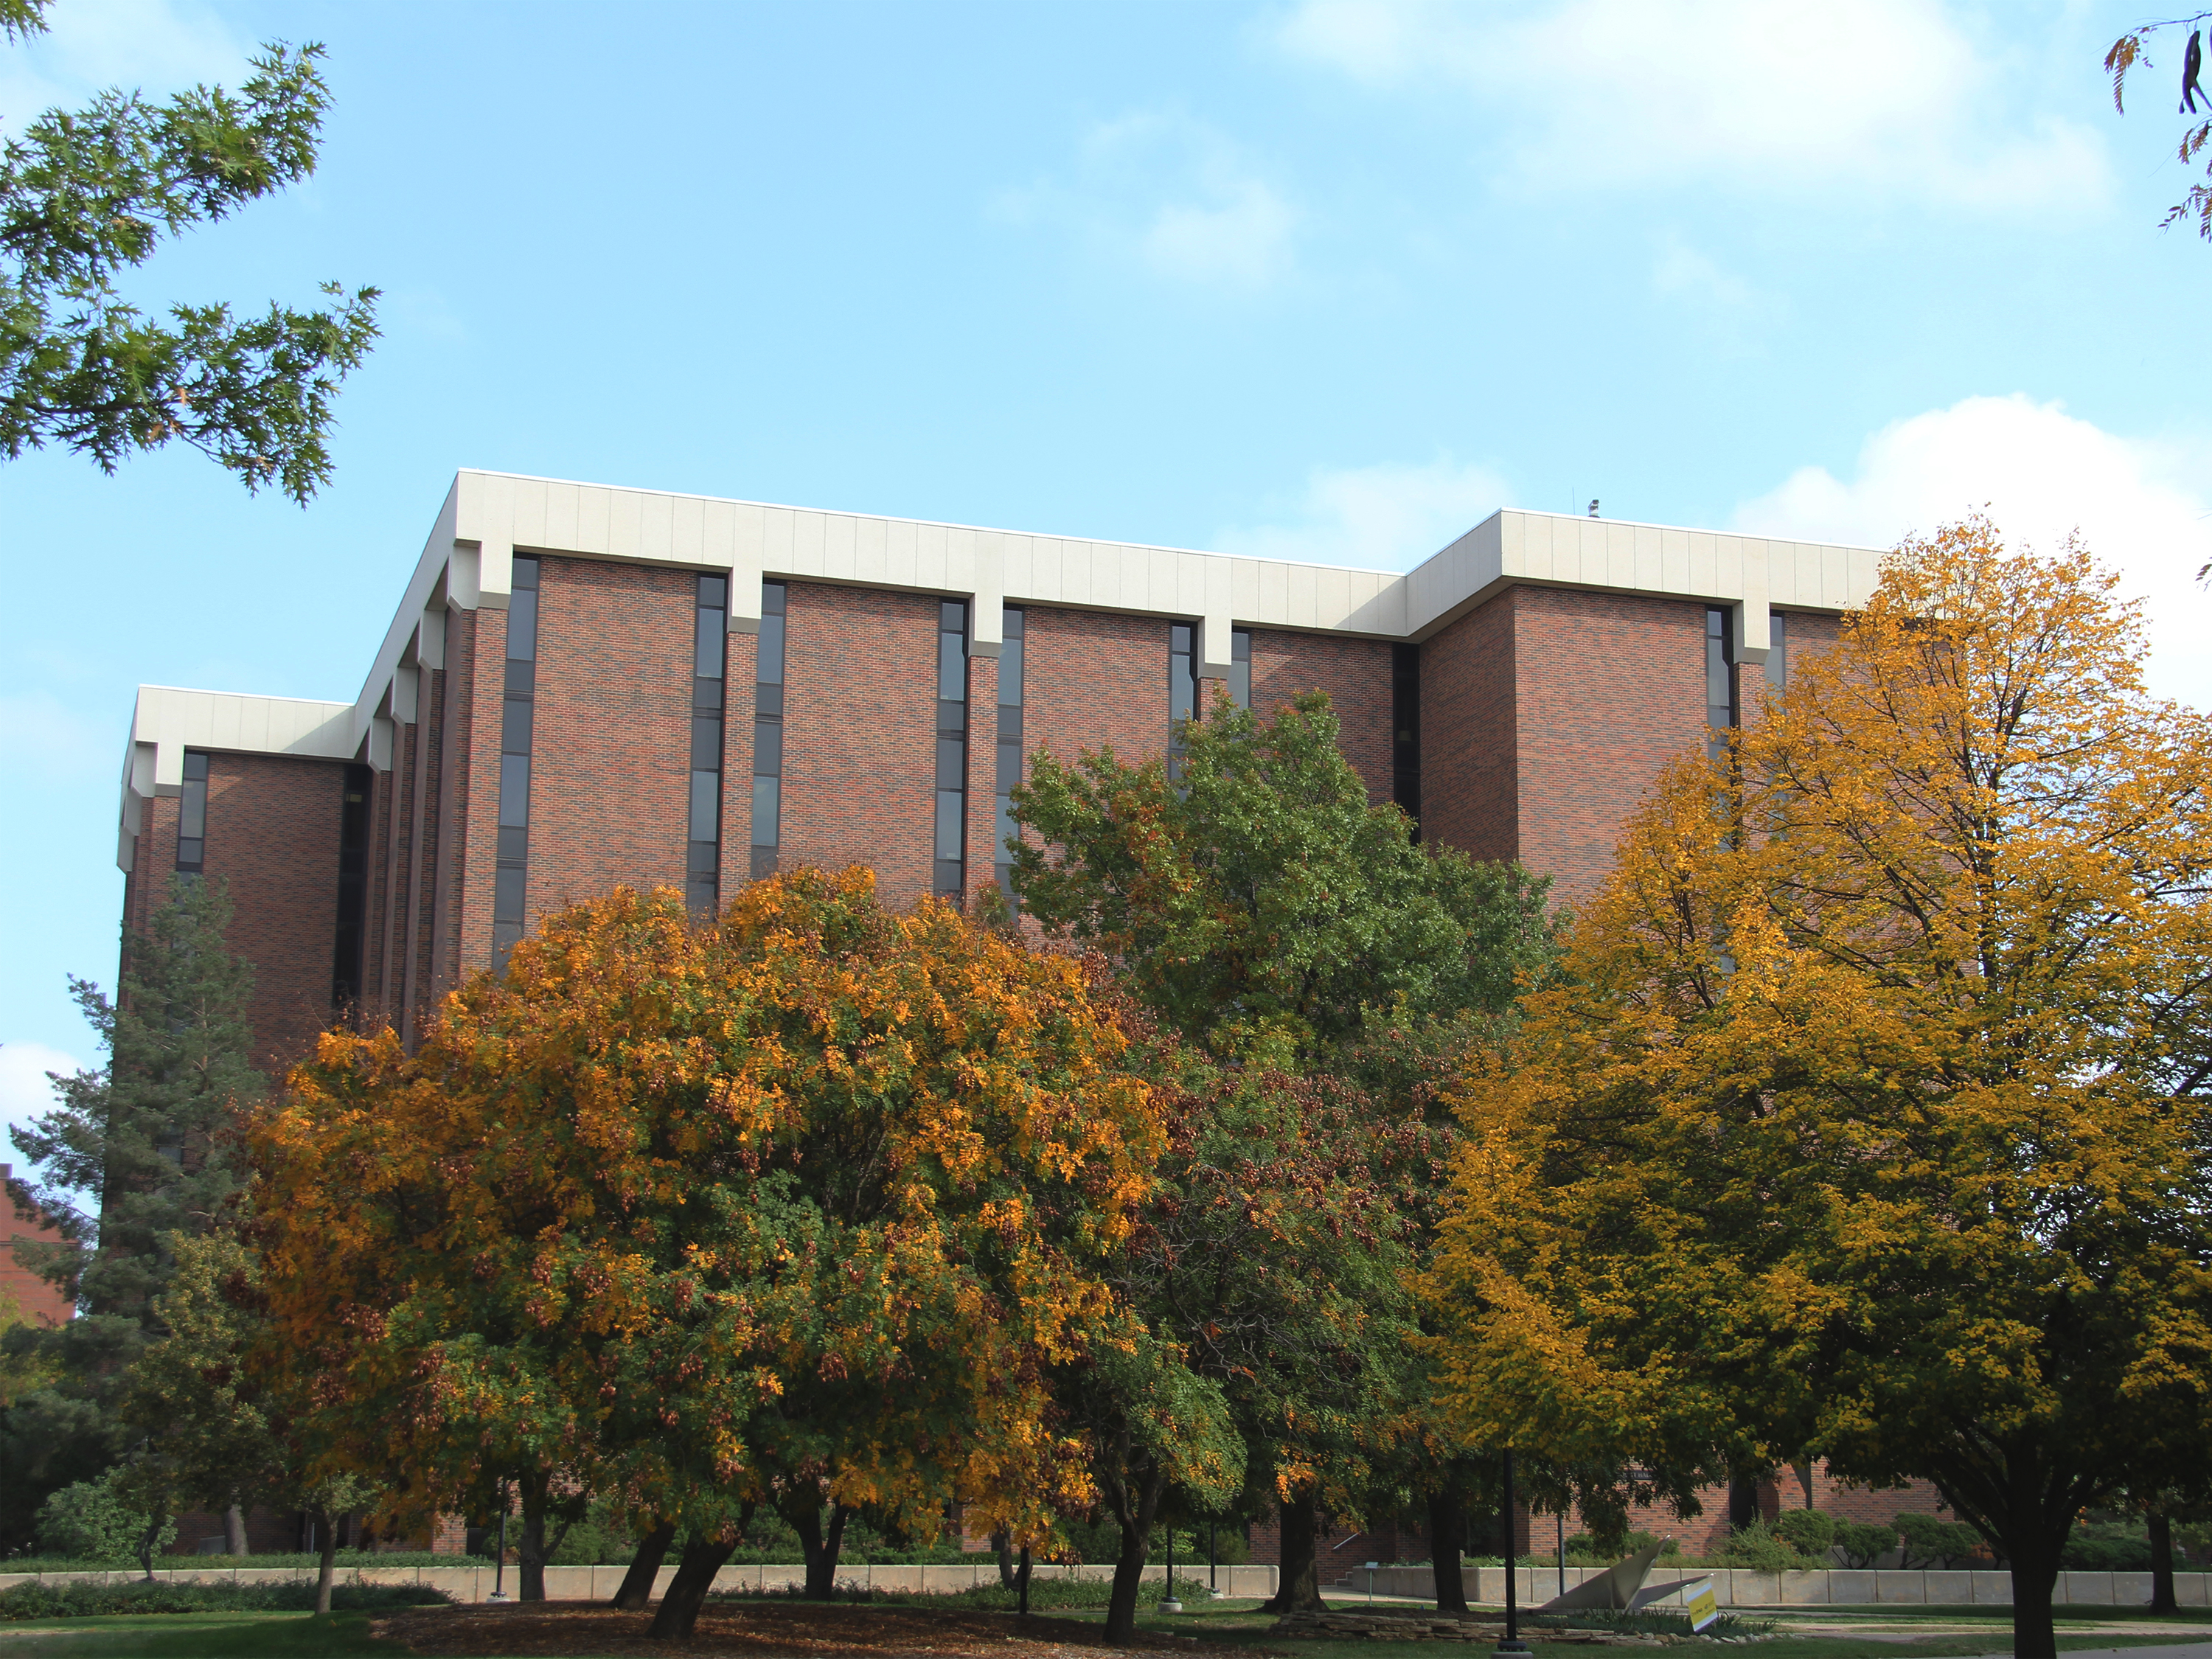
[251,869,1164,1632]
[1426,521,2212,1659]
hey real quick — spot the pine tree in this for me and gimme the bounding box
[0,878,265,1551]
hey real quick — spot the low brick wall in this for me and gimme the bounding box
[1331,1564,2211,1609]
[0,1560,1279,1604]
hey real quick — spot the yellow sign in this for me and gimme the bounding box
[1685,1580,1719,1632]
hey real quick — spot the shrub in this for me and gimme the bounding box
[32,1472,173,1565]
[1561,1529,1677,1565]
[1773,1510,1836,1559]
[1894,1515,1983,1570]
[1835,1521,1897,1569]
[0,1579,451,1620]
[712,1571,1211,1610]
[2061,1525,2153,1572]
[1719,1520,1795,1573]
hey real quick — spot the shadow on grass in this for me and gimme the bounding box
[0,1611,399,1658]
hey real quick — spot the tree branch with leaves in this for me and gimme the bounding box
[1,0,377,501]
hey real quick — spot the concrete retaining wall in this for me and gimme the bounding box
[1332,1564,2210,1608]
[0,1560,1279,1604]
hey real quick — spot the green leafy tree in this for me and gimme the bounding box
[1065,1042,1420,1638]
[2,0,378,501]
[115,1229,284,1559]
[1011,689,1557,1610]
[1012,689,1554,1060]
[1,878,265,1551]
[33,1464,173,1564]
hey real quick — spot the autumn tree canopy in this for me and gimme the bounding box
[252,872,1164,1628]
[1425,520,2212,1659]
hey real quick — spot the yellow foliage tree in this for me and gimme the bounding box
[1425,521,2212,1659]
[251,870,1164,1634]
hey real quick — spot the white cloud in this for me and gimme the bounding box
[1733,394,2212,710]
[0,0,244,133]
[998,112,1300,290]
[1274,0,2107,212]
[1652,233,1753,311]
[0,1040,83,1156]
[1214,456,1514,568]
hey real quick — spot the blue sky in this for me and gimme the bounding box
[4,0,2210,1133]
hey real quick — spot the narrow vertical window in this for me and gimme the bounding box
[1392,643,1422,836]
[689,575,727,917]
[175,751,209,874]
[751,581,785,879]
[1229,628,1251,710]
[1168,622,1196,781]
[1765,611,1789,694]
[493,557,540,969]
[333,764,372,1007]
[1705,605,1737,760]
[995,607,1024,900]
[934,599,969,897]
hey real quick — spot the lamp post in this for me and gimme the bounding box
[1494,1450,1528,1658]
[1162,1523,1182,1613]
[490,1480,510,1601]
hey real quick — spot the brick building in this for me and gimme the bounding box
[114,470,1903,1560]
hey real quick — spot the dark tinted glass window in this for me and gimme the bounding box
[751,582,787,880]
[176,751,209,873]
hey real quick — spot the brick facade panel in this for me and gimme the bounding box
[1024,608,1166,776]
[1420,594,1517,864]
[780,582,939,911]
[1513,589,1708,903]
[1248,631,1394,807]
[527,557,695,917]
[454,603,505,984]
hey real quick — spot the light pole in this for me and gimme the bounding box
[1494,1451,1528,1659]
[490,1481,509,1602]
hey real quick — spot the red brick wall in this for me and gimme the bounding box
[125,754,348,1072]
[1420,593,1518,863]
[960,649,1001,902]
[0,1163,74,1328]
[453,602,506,984]
[204,754,349,1071]
[403,663,448,1034]
[719,621,757,901]
[1248,630,1394,807]
[1512,589,1708,905]
[526,557,695,915]
[1604,1466,1952,1559]
[780,581,940,912]
[1024,608,1166,774]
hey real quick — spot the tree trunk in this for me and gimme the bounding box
[993,1528,1017,1589]
[315,1508,338,1616]
[1261,1491,1327,1614]
[2150,1512,2177,1613]
[1427,1481,1468,1615]
[517,1473,549,1603]
[613,1521,676,1611]
[1105,1464,1167,1645]
[787,1500,848,1601]
[224,1503,249,1558]
[649,1536,736,1641]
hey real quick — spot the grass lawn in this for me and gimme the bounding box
[0,1611,398,1658]
[4,1598,2211,1659]
[1058,1598,2212,1659]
